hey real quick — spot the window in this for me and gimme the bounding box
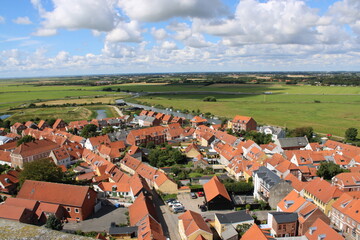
[75,208,79,213]
[67,207,71,212]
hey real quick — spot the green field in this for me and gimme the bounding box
[7,105,118,123]
[134,93,360,137]
[0,81,359,137]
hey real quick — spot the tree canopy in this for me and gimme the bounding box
[17,135,35,146]
[80,124,98,138]
[345,128,358,141]
[19,158,64,185]
[148,145,186,167]
[45,214,63,230]
[316,162,348,180]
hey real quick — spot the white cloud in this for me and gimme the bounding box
[184,33,213,48]
[105,21,142,43]
[161,41,178,50]
[168,22,192,40]
[151,28,168,40]
[118,0,228,22]
[32,28,57,37]
[13,17,32,25]
[0,16,5,24]
[34,0,116,35]
[194,0,323,45]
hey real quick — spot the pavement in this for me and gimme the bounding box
[63,206,128,233]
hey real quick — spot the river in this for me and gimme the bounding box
[96,110,107,120]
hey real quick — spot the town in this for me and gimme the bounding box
[0,105,359,240]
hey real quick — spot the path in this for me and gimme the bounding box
[111,105,124,117]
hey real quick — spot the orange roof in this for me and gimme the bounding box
[190,116,207,123]
[178,210,212,237]
[0,205,28,221]
[121,154,142,171]
[136,162,157,181]
[203,176,231,202]
[333,172,360,187]
[5,198,38,211]
[89,135,111,148]
[232,115,253,123]
[297,201,318,223]
[0,150,11,163]
[324,140,360,159]
[275,160,299,173]
[214,131,237,145]
[17,180,93,207]
[332,192,360,223]
[98,182,130,192]
[154,171,173,187]
[284,174,307,192]
[35,202,61,217]
[277,190,307,212]
[137,215,165,240]
[304,178,343,204]
[12,139,60,158]
[305,218,344,240]
[241,224,275,240]
[128,193,158,226]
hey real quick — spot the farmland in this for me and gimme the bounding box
[0,79,359,137]
[132,91,360,137]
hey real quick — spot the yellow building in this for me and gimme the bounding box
[154,171,178,195]
[303,178,343,216]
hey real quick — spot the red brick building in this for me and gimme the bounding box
[126,126,166,146]
[17,180,97,221]
[228,115,257,132]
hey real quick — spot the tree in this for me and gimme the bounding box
[317,162,348,180]
[102,126,114,135]
[17,135,35,146]
[290,127,314,140]
[19,158,64,185]
[345,128,358,141]
[236,223,252,237]
[45,214,63,230]
[80,124,98,138]
[202,96,217,102]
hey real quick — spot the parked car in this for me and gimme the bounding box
[168,201,181,207]
[171,203,183,209]
[199,205,207,212]
[165,198,176,204]
[190,192,197,199]
[197,191,204,197]
[173,206,186,213]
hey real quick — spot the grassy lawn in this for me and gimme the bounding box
[8,107,93,123]
[7,105,119,123]
[34,96,121,106]
[135,94,360,137]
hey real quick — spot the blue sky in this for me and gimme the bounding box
[1,0,360,78]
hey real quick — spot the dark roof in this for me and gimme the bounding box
[254,166,281,189]
[277,137,309,148]
[109,226,138,235]
[269,212,298,224]
[216,211,253,224]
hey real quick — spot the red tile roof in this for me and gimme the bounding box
[178,210,212,237]
[304,178,343,204]
[12,139,60,158]
[190,116,207,123]
[17,180,93,207]
[241,224,275,240]
[203,176,231,202]
[128,193,158,226]
[305,218,344,240]
[277,190,307,212]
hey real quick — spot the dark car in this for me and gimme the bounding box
[199,205,207,212]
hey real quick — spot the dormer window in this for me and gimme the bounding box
[309,227,317,235]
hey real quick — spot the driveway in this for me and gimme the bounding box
[177,193,205,212]
[63,206,128,233]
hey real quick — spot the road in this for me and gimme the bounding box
[111,105,124,117]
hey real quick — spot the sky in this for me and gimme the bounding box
[1,0,360,78]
